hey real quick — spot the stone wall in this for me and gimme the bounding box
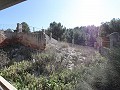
[109,32,120,49]
[96,32,120,50]
[0,31,46,50]
[99,32,120,57]
[99,47,110,58]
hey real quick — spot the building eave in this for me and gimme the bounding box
[0,0,26,11]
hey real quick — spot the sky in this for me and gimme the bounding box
[0,0,120,30]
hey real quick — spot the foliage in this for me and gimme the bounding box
[100,18,120,37]
[46,21,66,40]
[105,48,120,89]
[46,21,99,46]
[0,51,109,90]
[21,22,30,33]
[86,48,120,90]
[0,60,78,90]
[0,50,10,68]
[4,28,13,33]
[1,43,32,61]
[62,26,98,46]
[31,53,56,75]
[62,27,86,45]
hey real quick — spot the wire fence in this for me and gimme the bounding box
[29,26,42,32]
[0,24,43,32]
[0,24,16,31]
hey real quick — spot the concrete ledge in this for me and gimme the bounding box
[0,76,17,90]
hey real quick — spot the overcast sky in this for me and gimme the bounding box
[0,0,120,30]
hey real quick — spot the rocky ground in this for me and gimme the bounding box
[0,38,107,90]
[45,40,99,70]
[0,35,100,70]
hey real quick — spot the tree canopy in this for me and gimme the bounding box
[100,18,120,37]
[21,22,30,33]
[46,21,66,40]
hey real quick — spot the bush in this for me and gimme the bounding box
[31,53,56,76]
[104,48,120,90]
[0,50,10,68]
[0,49,109,90]
[0,60,81,90]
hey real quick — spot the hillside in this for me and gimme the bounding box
[0,39,109,90]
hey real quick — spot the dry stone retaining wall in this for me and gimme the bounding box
[0,31,46,50]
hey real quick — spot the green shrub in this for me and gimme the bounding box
[0,50,109,90]
[104,48,120,90]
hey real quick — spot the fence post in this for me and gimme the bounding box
[50,32,52,40]
[33,27,35,32]
[58,38,60,42]
[72,39,74,47]
[72,33,74,47]
[64,38,67,43]
[42,29,45,34]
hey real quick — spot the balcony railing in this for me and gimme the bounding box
[0,76,17,90]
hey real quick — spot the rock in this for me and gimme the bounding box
[82,57,86,60]
[68,63,74,70]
